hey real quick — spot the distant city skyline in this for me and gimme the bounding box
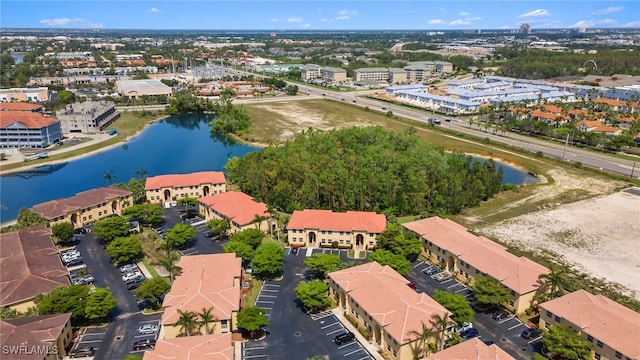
[1,1,639,31]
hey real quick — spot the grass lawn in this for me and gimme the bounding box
[244,278,264,307]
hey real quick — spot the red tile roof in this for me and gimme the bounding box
[0,226,70,306]
[143,333,233,360]
[403,217,549,294]
[540,290,640,359]
[199,191,269,226]
[287,210,386,233]
[329,262,450,345]
[424,338,515,360]
[145,171,226,190]
[592,98,625,107]
[161,254,242,326]
[32,187,132,219]
[531,109,568,121]
[576,120,603,129]
[0,103,43,112]
[0,111,58,129]
[0,313,72,360]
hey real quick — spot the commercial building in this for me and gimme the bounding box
[55,101,120,133]
[424,338,515,359]
[115,79,173,98]
[0,111,62,149]
[0,313,74,360]
[403,217,549,314]
[143,333,234,360]
[403,61,453,81]
[0,87,49,103]
[144,171,226,204]
[286,210,386,251]
[198,191,270,234]
[160,254,242,339]
[0,226,69,312]
[329,262,451,360]
[539,290,640,360]
[32,187,133,228]
[299,65,347,84]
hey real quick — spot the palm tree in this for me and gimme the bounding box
[539,265,571,300]
[430,313,455,351]
[103,170,117,185]
[176,309,199,337]
[135,168,149,179]
[199,307,218,335]
[159,251,182,284]
[252,214,268,231]
[407,321,437,359]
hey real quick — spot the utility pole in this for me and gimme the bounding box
[631,161,637,178]
[562,133,569,160]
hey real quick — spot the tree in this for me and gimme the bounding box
[369,249,411,275]
[54,90,76,109]
[51,222,75,243]
[105,236,143,264]
[103,170,118,185]
[176,309,199,337]
[430,313,455,351]
[158,251,182,284]
[237,306,270,337]
[295,280,331,312]
[284,85,299,95]
[542,324,592,360]
[231,228,265,249]
[252,243,285,279]
[1,208,48,232]
[304,253,342,279]
[376,223,423,261]
[206,219,231,239]
[134,277,171,302]
[84,288,118,321]
[36,285,90,323]
[472,274,510,306]
[539,266,571,301]
[223,241,255,262]
[92,216,130,242]
[432,290,474,323]
[199,307,217,335]
[407,321,437,359]
[164,223,196,250]
[123,204,164,226]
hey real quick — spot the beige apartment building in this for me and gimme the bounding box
[424,338,515,360]
[160,254,242,339]
[198,191,270,234]
[144,171,226,204]
[286,210,386,250]
[329,262,452,360]
[1,313,74,360]
[143,333,234,360]
[403,217,550,314]
[0,87,49,103]
[32,187,133,228]
[539,290,640,360]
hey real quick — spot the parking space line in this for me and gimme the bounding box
[508,322,524,330]
[326,328,345,336]
[255,300,275,304]
[77,340,102,344]
[244,346,267,351]
[358,356,373,360]
[446,282,461,289]
[498,317,515,324]
[259,294,278,298]
[338,342,358,349]
[261,289,279,292]
[344,348,365,356]
[454,287,468,293]
[243,355,267,359]
[439,279,455,284]
[412,261,424,268]
[263,284,280,287]
[528,336,542,343]
[321,322,341,329]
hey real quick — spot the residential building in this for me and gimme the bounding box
[0,87,49,103]
[143,333,234,360]
[0,103,43,112]
[539,290,640,360]
[160,254,242,339]
[576,120,622,136]
[0,111,62,149]
[424,338,515,360]
[329,262,452,360]
[403,217,549,314]
[286,210,386,250]
[0,313,74,360]
[403,61,453,82]
[55,101,121,133]
[32,187,133,228]
[198,191,270,234]
[319,67,347,83]
[520,23,532,34]
[145,171,226,204]
[353,68,395,83]
[0,226,69,312]
[115,79,173,98]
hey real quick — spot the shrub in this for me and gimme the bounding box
[358,326,372,340]
[344,313,358,327]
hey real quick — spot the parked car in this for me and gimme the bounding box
[244,264,253,274]
[334,332,355,346]
[58,237,80,246]
[433,271,453,282]
[406,282,417,290]
[454,322,473,333]
[137,299,154,310]
[460,328,479,339]
[422,266,440,275]
[122,271,143,282]
[126,276,146,290]
[491,310,511,321]
[64,257,84,267]
[69,346,95,358]
[521,327,542,339]
[72,275,96,285]
[74,227,89,234]
[132,339,156,351]
[137,324,160,335]
[119,263,139,273]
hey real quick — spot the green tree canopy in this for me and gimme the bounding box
[237,306,270,334]
[51,222,75,242]
[1,209,48,233]
[133,278,171,302]
[252,243,285,279]
[432,290,474,324]
[376,223,422,261]
[122,203,164,226]
[542,324,592,360]
[369,249,411,275]
[223,241,255,262]
[472,274,510,306]
[164,223,197,249]
[295,280,331,312]
[304,253,342,279]
[84,288,118,320]
[284,85,299,95]
[93,216,130,242]
[105,236,143,265]
[206,219,231,239]
[231,228,265,249]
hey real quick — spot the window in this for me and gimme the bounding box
[465,263,470,269]
[594,354,601,360]
[510,290,516,296]
[339,240,344,244]
[82,217,86,221]
[340,231,344,235]
[321,230,326,234]
[221,320,228,330]
[596,341,603,348]
[554,315,561,322]
[587,335,593,342]
[509,300,514,306]
[328,231,332,234]
[88,215,92,219]
[546,311,553,318]
[346,240,351,244]
[615,352,622,359]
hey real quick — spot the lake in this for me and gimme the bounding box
[0,114,537,222]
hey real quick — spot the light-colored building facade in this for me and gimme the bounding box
[0,87,49,103]
[144,171,226,204]
[424,338,515,360]
[160,254,242,339]
[286,210,386,250]
[32,187,133,228]
[143,333,235,360]
[319,67,347,83]
[539,290,640,360]
[403,217,549,314]
[353,68,394,83]
[329,262,452,360]
[56,101,120,133]
[115,79,173,98]
[0,111,62,149]
[198,191,270,234]
[0,313,74,360]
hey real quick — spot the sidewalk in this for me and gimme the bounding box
[330,307,384,360]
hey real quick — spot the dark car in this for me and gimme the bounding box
[521,328,542,339]
[64,257,84,267]
[334,331,355,346]
[137,299,153,310]
[132,339,156,351]
[69,346,95,358]
[127,276,147,290]
[406,282,417,290]
[460,328,479,339]
[491,310,511,321]
[422,266,440,275]
[58,237,80,246]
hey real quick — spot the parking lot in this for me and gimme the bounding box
[71,326,106,356]
[313,312,374,360]
[128,319,161,356]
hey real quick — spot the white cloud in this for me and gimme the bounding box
[270,17,283,22]
[500,25,510,29]
[149,7,160,13]
[571,19,618,28]
[320,18,331,23]
[466,16,482,21]
[39,18,103,28]
[301,23,311,28]
[623,21,640,28]
[517,9,551,18]
[449,19,471,26]
[571,20,591,28]
[335,9,358,21]
[335,16,350,20]
[428,19,445,25]
[458,11,470,16]
[287,17,303,23]
[592,6,623,15]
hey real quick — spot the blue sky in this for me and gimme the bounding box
[2,1,639,30]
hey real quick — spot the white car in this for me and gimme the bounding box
[122,271,143,282]
[119,264,139,273]
[137,324,159,335]
[455,322,473,333]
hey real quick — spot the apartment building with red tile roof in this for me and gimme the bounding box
[530,109,569,124]
[0,313,74,360]
[0,102,43,112]
[423,338,515,360]
[329,262,451,360]
[287,209,386,251]
[160,254,242,339]
[539,290,640,360]
[32,187,133,228]
[576,120,622,136]
[198,191,270,234]
[145,171,226,204]
[143,333,234,360]
[0,226,70,311]
[0,111,62,148]
[403,217,549,314]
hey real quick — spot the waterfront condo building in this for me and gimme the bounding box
[0,111,62,149]
[286,210,386,251]
[144,171,226,204]
[55,101,121,133]
[198,191,270,234]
